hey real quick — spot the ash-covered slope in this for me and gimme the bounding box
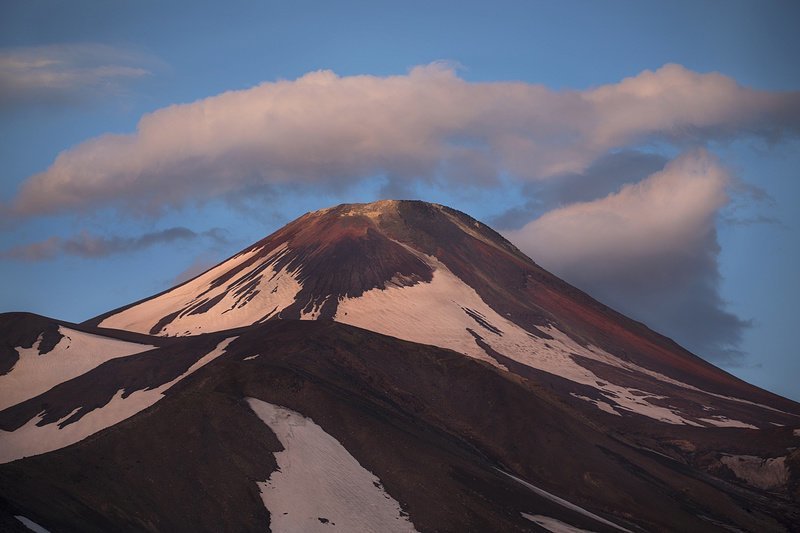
[0,313,230,464]
[88,200,799,430]
[0,313,158,413]
[2,320,799,532]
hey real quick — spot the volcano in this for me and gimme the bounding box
[1,200,799,532]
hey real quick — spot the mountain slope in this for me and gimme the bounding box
[3,320,798,532]
[0,313,232,464]
[0,313,157,413]
[88,201,799,429]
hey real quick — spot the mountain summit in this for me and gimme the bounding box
[90,199,516,330]
[2,200,799,532]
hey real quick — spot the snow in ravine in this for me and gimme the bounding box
[0,337,235,464]
[14,515,51,533]
[521,513,596,533]
[247,398,418,533]
[499,470,630,533]
[0,326,155,410]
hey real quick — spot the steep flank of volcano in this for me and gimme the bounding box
[87,200,799,426]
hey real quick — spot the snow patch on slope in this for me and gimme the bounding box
[702,392,799,417]
[335,257,500,366]
[300,296,330,320]
[0,327,155,410]
[0,337,235,464]
[335,256,707,425]
[247,398,417,533]
[522,513,596,533]
[98,246,261,333]
[15,516,51,533]
[99,245,302,335]
[500,469,630,532]
[570,394,620,416]
[697,416,758,429]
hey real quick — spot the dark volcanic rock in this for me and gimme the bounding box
[1,321,798,532]
[0,313,64,375]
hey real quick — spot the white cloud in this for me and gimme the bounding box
[504,150,748,361]
[507,150,729,277]
[8,63,800,216]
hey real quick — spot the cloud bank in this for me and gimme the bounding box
[8,63,800,216]
[505,150,748,362]
[1,227,227,261]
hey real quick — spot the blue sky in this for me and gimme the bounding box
[1,0,798,400]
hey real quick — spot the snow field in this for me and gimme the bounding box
[100,245,302,335]
[247,398,418,533]
[0,337,235,464]
[0,326,155,410]
[501,470,630,532]
[336,254,751,426]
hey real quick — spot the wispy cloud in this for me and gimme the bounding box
[0,43,155,109]
[504,149,749,363]
[722,214,783,227]
[1,227,228,261]
[8,63,800,216]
